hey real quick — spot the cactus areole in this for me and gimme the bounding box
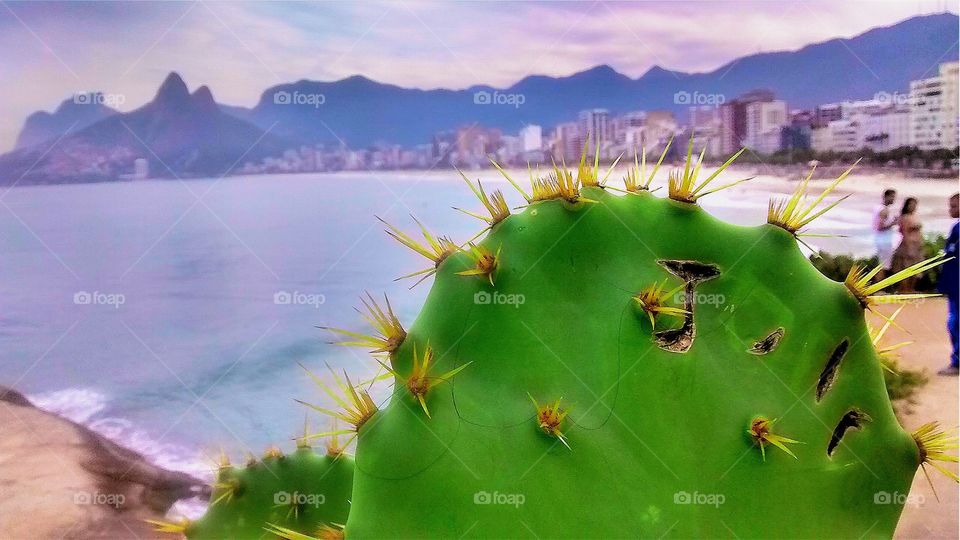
[166,143,955,539]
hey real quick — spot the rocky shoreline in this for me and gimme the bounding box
[0,386,208,539]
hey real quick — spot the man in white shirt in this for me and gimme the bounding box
[872,189,899,280]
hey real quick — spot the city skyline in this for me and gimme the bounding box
[1,0,958,150]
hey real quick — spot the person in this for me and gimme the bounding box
[937,193,959,376]
[872,189,899,280]
[891,197,923,293]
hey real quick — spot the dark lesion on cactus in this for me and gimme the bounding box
[653,259,720,353]
[827,409,870,456]
[748,328,785,355]
[816,339,849,402]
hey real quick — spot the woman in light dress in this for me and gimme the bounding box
[891,197,923,293]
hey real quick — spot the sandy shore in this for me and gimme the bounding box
[872,300,960,539]
[0,387,208,539]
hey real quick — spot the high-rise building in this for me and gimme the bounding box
[940,62,959,150]
[578,109,610,150]
[910,61,960,151]
[519,125,543,153]
[554,122,582,161]
[744,100,788,154]
[718,89,775,154]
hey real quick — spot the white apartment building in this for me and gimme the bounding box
[519,125,542,153]
[910,61,960,150]
[811,120,860,153]
[744,100,788,153]
[860,105,912,152]
[941,62,959,150]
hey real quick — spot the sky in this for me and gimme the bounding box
[0,0,957,151]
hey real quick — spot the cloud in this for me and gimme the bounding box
[0,0,955,151]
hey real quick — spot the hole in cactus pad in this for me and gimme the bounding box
[816,339,849,402]
[654,259,720,353]
[827,409,870,456]
[657,259,721,283]
[748,328,784,355]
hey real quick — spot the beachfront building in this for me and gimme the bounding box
[519,125,543,153]
[718,89,776,154]
[811,119,860,153]
[814,103,843,126]
[744,100,788,154]
[579,109,610,152]
[910,61,960,151]
[553,121,583,162]
[860,104,912,152]
[611,111,646,147]
[941,62,959,150]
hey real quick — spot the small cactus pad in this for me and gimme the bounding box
[164,448,353,539]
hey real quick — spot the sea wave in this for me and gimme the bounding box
[27,387,209,518]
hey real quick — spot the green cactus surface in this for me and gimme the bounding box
[171,446,353,539]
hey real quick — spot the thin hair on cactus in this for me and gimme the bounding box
[453,168,510,231]
[633,279,688,329]
[621,136,673,193]
[325,420,347,457]
[147,518,192,535]
[296,363,378,445]
[868,305,911,374]
[211,478,241,505]
[545,155,598,204]
[319,292,406,355]
[576,138,623,188]
[768,161,858,236]
[376,342,471,418]
[667,135,750,203]
[911,421,959,499]
[265,522,346,540]
[529,393,571,450]
[748,417,802,461]
[844,254,949,311]
[455,243,500,285]
[378,216,459,287]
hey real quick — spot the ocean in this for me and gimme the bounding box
[0,169,953,515]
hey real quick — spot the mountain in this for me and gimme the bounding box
[231,12,957,147]
[0,73,289,185]
[14,94,117,150]
[3,12,957,185]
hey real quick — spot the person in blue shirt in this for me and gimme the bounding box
[937,192,959,376]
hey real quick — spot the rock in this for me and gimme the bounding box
[0,385,209,538]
